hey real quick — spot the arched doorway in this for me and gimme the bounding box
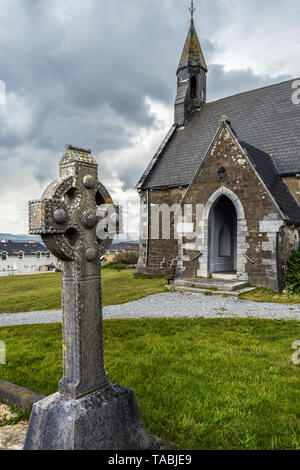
[209,195,237,274]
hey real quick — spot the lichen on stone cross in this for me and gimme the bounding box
[29,145,118,399]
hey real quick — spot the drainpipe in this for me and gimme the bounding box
[145,189,150,266]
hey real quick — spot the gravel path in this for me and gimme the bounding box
[0,292,300,326]
[0,404,27,451]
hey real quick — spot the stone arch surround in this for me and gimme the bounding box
[198,187,249,280]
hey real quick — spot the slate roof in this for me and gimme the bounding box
[0,241,49,256]
[142,79,300,189]
[177,19,207,72]
[240,142,300,223]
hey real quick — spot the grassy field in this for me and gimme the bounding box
[0,271,299,449]
[0,318,299,450]
[1,271,300,315]
[0,271,166,314]
[241,288,300,305]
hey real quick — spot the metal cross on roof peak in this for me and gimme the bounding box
[189,0,196,19]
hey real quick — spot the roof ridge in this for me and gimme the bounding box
[206,77,299,105]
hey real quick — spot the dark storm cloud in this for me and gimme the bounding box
[0,0,299,194]
[207,65,291,102]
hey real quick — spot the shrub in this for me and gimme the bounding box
[284,248,300,294]
[112,251,139,266]
[102,262,114,269]
[110,264,127,270]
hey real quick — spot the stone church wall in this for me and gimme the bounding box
[183,128,284,290]
[178,126,286,290]
[136,127,298,291]
[136,187,185,278]
[283,177,300,205]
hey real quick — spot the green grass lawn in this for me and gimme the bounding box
[240,288,300,305]
[0,271,166,314]
[0,318,299,450]
[1,272,300,315]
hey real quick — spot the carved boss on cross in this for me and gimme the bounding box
[29,145,117,264]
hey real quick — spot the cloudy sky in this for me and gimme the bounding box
[0,0,299,237]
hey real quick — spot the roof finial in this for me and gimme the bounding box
[189,0,195,20]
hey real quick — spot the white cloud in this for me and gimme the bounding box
[0,97,172,235]
[0,144,55,233]
[211,0,300,77]
[0,92,33,139]
[98,96,172,186]
[98,97,173,238]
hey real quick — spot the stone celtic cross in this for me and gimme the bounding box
[24,145,151,450]
[29,145,116,399]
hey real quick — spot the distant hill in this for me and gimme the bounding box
[0,233,138,245]
[113,234,139,244]
[0,233,43,243]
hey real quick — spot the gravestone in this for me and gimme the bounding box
[23,145,151,450]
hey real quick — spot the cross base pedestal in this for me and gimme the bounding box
[23,383,153,450]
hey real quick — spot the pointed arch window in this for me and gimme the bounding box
[190,76,197,99]
[219,224,231,257]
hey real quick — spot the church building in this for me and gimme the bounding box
[136,7,300,292]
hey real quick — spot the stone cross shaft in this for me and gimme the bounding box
[29,145,117,399]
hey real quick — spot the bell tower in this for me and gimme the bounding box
[175,1,208,125]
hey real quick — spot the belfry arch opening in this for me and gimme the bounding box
[190,76,197,99]
[209,195,237,274]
